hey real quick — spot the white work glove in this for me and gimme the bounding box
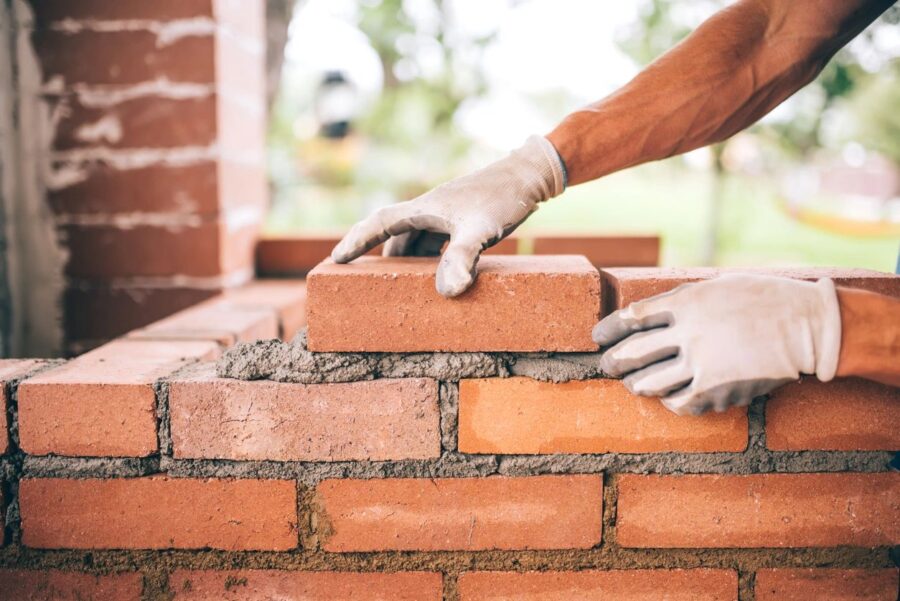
[594,274,842,416]
[331,136,566,297]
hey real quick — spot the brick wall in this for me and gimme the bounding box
[1,261,898,600]
[3,0,267,356]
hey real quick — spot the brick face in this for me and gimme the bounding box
[315,475,603,552]
[18,340,218,457]
[170,371,440,461]
[601,267,900,314]
[256,236,381,276]
[169,570,443,601]
[0,570,143,600]
[221,280,307,341]
[33,31,216,86]
[616,473,900,548]
[458,569,738,601]
[307,256,600,352]
[64,286,220,342]
[755,569,899,601]
[20,477,297,550]
[52,95,217,151]
[0,360,44,454]
[766,378,900,451]
[30,0,215,24]
[458,377,747,454]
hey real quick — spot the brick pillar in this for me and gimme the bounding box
[20,0,267,354]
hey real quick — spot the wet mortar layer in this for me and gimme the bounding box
[215,331,604,384]
[2,364,898,600]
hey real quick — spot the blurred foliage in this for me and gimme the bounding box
[847,62,900,163]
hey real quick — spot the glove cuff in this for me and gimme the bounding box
[519,136,566,200]
[813,277,842,382]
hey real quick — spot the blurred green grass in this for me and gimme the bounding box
[266,162,899,272]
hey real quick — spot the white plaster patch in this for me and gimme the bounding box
[74,114,123,144]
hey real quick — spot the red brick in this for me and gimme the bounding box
[533,235,660,267]
[458,569,737,600]
[64,285,220,341]
[30,0,215,24]
[223,280,307,340]
[617,473,900,548]
[128,296,277,346]
[211,0,266,40]
[766,378,900,451]
[20,477,297,550]
[48,162,221,216]
[18,339,219,457]
[308,256,600,352]
[62,220,254,279]
[218,160,267,211]
[218,95,265,156]
[0,570,143,600]
[170,369,440,461]
[458,377,747,454]
[169,570,442,600]
[0,360,45,454]
[52,95,217,151]
[601,267,900,314]
[34,31,215,86]
[755,569,899,601]
[481,236,520,255]
[215,29,265,100]
[255,235,381,276]
[315,475,602,552]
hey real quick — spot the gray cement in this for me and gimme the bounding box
[216,330,605,383]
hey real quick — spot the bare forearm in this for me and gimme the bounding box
[835,287,900,386]
[547,0,894,185]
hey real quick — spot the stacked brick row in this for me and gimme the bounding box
[1,260,898,600]
[21,0,267,352]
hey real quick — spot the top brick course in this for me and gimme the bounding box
[307,255,600,352]
[602,266,900,314]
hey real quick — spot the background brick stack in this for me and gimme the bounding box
[22,0,267,353]
[1,257,898,600]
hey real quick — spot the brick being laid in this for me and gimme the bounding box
[307,255,600,352]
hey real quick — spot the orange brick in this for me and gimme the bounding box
[766,378,900,451]
[533,235,660,267]
[128,296,278,346]
[458,569,737,600]
[315,475,602,552]
[459,378,747,454]
[34,31,215,86]
[480,236,520,255]
[755,569,899,601]
[256,235,381,276]
[0,360,44,454]
[18,340,219,457]
[308,256,600,352]
[65,285,220,341]
[62,221,254,279]
[52,95,217,151]
[223,280,307,341]
[601,267,900,314]
[170,369,440,461]
[20,477,297,550]
[617,473,900,548]
[169,570,442,600]
[31,0,214,24]
[0,570,142,600]
[47,162,220,216]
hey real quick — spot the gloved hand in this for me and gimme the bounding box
[331,136,566,297]
[594,274,843,415]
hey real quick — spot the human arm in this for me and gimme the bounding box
[594,274,899,416]
[547,0,896,184]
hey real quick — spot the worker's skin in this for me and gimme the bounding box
[333,0,899,414]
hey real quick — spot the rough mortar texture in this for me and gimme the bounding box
[216,331,608,384]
